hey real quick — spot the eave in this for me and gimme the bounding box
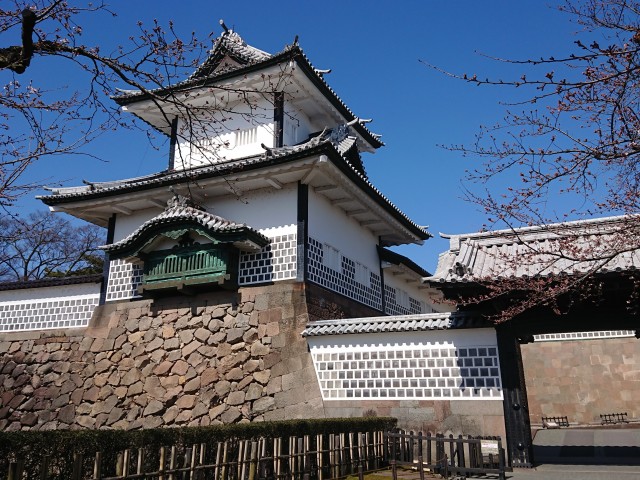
[38,144,429,246]
[113,47,383,151]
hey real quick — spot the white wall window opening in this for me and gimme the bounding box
[322,243,342,272]
[235,126,258,146]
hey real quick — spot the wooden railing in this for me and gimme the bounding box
[143,245,230,285]
[6,431,386,480]
[384,430,506,480]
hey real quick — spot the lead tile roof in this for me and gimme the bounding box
[425,215,640,284]
[113,29,382,148]
[39,128,430,242]
[0,274,103,292]
[302,312,488,337]
[103,197,269,253]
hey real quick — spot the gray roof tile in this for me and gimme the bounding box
[0,274,102,292]
[112,30,382,148]
[425,215,640,284]
[302,312,487,337]
[39,130,430,243]
[103,196,269,253]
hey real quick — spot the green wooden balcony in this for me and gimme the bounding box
[139,244,236,295]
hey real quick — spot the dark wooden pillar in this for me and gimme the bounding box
[273,92,284,147]
[297,182,308,281]
[496,327,534,467]
[99,214,116,305]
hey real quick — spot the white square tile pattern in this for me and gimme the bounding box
[105,258,143,301]
[384,284,433,316]
[238,230,297,285]
[0,294,99,332]
[307,237,382,310]
[310,342,503,401]
[533,330,635,342]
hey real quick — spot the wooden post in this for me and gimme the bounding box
[317,433,324,480]
[448,434,455,469]
[303,435,310,480]
[116,452,124,477]
[237,440,245,480]
[348,432,355,474]
[72,452,83,480]
[443,454,448,478]
[190,444,197,479]
[417,431,424,480]
[159,446,166,480]
[340,433,349,477]
[220,442,228,480]
[197,443,206,480]
[169,445,177,480]
[93,451,102,480]
[498,442,506,480]
[122,449,130,478]
[137,448,144,475]
[274,437,281,480]
[328,434,335,480]
[408,430,414,463]
[39,455,50,480]
[214,442,222,480]
[248,441,258,480]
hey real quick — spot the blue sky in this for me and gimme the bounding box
[11,1,587,271]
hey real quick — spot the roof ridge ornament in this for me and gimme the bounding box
[329,124,350,144]
[166,192,204,211]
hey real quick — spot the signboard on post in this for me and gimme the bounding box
[481,440,500,456]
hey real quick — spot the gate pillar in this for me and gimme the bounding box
[496,328,534,467]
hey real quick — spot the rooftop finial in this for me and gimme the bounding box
[219,19,229,33]
[293,35,299,45]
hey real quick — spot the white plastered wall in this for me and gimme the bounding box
[174,96,276,169]
[308,188,379,271]
[201,184,297,232]
[383,273,438,315]
[111,186,298,242]
[0,282,100,332]
[308,328,502,401]
[0,282,100,303]
[106,186,300,300]
[283,101,311,146]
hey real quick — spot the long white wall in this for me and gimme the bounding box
[308,329,502,401]
[0,282,100,332]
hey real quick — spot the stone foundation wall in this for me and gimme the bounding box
[0,281,507,438]
[0,283,324,431]
[521,337,640,425]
